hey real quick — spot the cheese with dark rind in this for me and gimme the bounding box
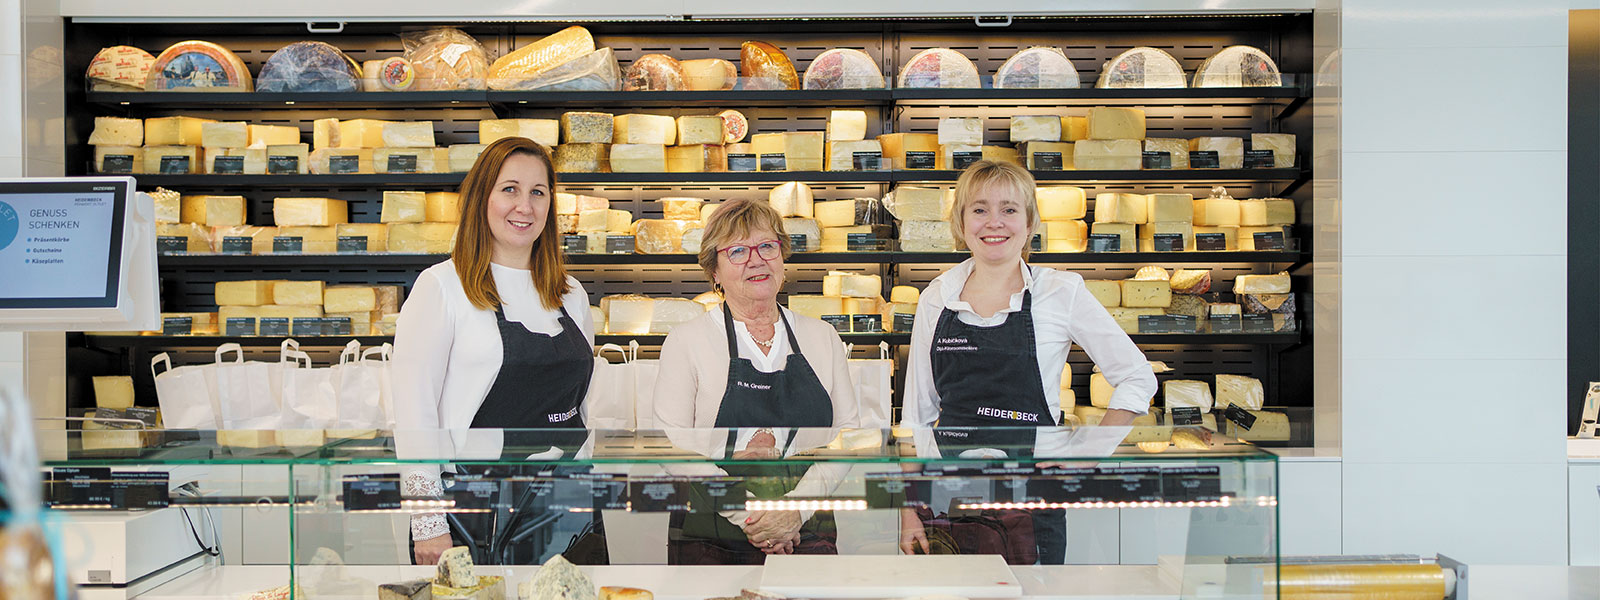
[622,54,686,91]
[739,41,800,90]
[146,40,253,92]
[994,46,1080,89]
[256,41,361,93]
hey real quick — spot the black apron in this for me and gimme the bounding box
[670,306,837,564]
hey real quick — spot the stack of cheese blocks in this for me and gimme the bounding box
[632,196,703,255]
[883,185,951,252]
[1158,375,1289,441]
[1191,194,1296,251]
[212,280,402,335]
[597,294,716,335]
[765,182,830,252]
[1010,114,1079,170]
[552,192,625,253]
[552,112,734,174]
[311,118,454,174]
[1082,266,1179,335]
[1070,361,1164,439]
[1089,192,1196,252]
[271,196,349,253]
[87,115,308,175]
[1234,272,1295,332]
[785,275,916,333]
[934,116,1019,169]
[1036,186,1089,252]
[824,110,882,171]
[82,375,159,450]
[877,132,938,171]
[380,190,462,253]
[149,189,233,252]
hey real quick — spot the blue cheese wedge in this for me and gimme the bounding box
[526,555,595,600]
[436,546,477,588]
[434,576,504,600]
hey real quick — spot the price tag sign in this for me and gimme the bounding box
[325,317,352,336]
[224,317,257,336]
[1169,406,1203,426]
[273,236,304,253]
[343,475,402,511]
[101,154,135,174]
[789,233,809,253]
[1244,149,1277,169]
[387,154,418,173]
[337,236,368,253]
[267,155,299,175]
[162,316,192,336]
[820,314,851,333]
[328,155,361,174]
[563,235,586,254]
[1195,233,1228,251]
[156,236,189,254]
[904,151,936,170]
[1252,231,1286,251]
[159,155,190,174]
[1100,467,1164,503]
[893,312,915,333]
[449,479,500,511]
[1032,151,1063,171]
[212,155,245,174]
[606,235,635,254]
[1162,466,1222,502]
[697,479,748,513]
[852,151,883,170]
[1152,233,1184,252]
[1223,404,1257,431]
[221,236,253,254]
[1030,233,1043,253]
[1209,313,1242,334]
[1138,314,1199,334]
[851,314,882,333]
[1242,313,1275,333]
[951,151,982,170]
[292,317,323,336]
[50,467,113,507]
[112,471,170,509]
[847,233,885,252]
[865,473,930,509]
[759,154,787,171]
[259,317,290,336]
[727,154,758,172]
[629,478,690,512]
[1142,151,1172,170]
[1188,151,1220,169]
[1087,234,1122,253]
[570,473,628,511]
[1039,467,1100,503]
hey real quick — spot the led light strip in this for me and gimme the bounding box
[745,499,868,512]
[956,497,1238,510]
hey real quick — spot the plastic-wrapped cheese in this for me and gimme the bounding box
[149,188,180,222]
[782,218,822,252]
[480,119,558,148]
[650,298,703,333]
[488,26,595,90]
[623,54,686,91]
[1164,380,1214,413]
[739,41,800,90]
[719,110,749,144]
[1234,273,1290,295]
[682,228,705,254]
[814,198,878,227]
[146,40,253,91]
[823,272,881,298]
[1095,47,1186,89]
[1143,138,1190,169]
[769,181,814,218]
[1190,137,1245,169]
[1193,45,1282,88]
[256,41,360,93]
[405,27,490,90]
[899,220,953,252]
[897,48,980,88]
[883,186,947,222]
[803,48,884,90]
[87,45,154,91]
[371,56,416,91]
[1215,374,1264,410]
[682,58,737,91]
[827,140,883,171]
[659,197,703,221]
[631,219,697,254]
[309,148,372,175]
[381,122,435,148]
[1251,133,1296,168]
[506,47,620,92]
[937,117,983,146]
[373,148,439,173]
[210,225,274,254]
[993,46,1081,89]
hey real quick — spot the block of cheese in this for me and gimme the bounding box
[210,225,276,254]
[336,223,389,252]
[937,117,983,145]
[607,210,634,233]
[256,305,324,321]
[1192,226,1238,250]
[337,119,392,149]
[1138,222,1195,251]
[553,143,609,173]
[1120,279,1171,308]
[1086,107,1146,141]
[780,132,825,171]
[1189,137,1245,169]
[1146,193,1193,223]
[94,146,145,174]
[1073,139,1141,170]
[821,224,892,252]
[1215,374,1264,411]
[1041,219,1087,242]
[769,181,815,218]
[576,209,610,232]
[1208,302,1241,318]
[674,116,725,146]
[610,144,666,172]
[561,112,613,144]
[199,122,248,148]
[814,198,878,228]
[309,148,373,175]
[1089,373,1115,408]
[650,298,703,334]
[1009,115,1062,143]
[447,144,487,172]
[659,197,703,221]
[180,195,246,227]
[700,203,720,223]
[827,140,884,171]
[92,376,135,410]
[1093,193,1147,224]
[1142,138,1190,169]
[436,546,477,588]
[1192,198,1241,227]
[1089,222,1135,252]
[381,578,433,600]
[557,194,608,215]
[899,220,954,252]
[682,58,737,91]
[204,147,264,175]
[602,295,654,334]
[1225,410,1290,441]
[247,124,300,148]
[274,197,347,227]
[381,191,425,223]
[477,119,558,148]
[882,302,916,331]
[145,116,215,146]
[324,286,377,313]
[788,295,845,320]
[889,285,919,304]
[1234,273,1290,295]
[877,133,939,170]
[665,144,727,173]
[1084,280,1120,307]
[272,280,325,306]
[843,297,880,316]
[149,189,179,223]
[1108,307,1164,334]
[143,146,200,174]
[782,217,822,251]
[312,118,340,150]
[1019,141,1073,170]
[1164,380,1214,413]
[828,110,868,142]
[631,219,697,254]
[937,145,1019,169]
[1239,225,1292,250]
[613,114,676,145]
[1166,294,1208,319]
[215,280,273,306]
[1029,186,1085,221]
[265,144,310,175]
[884,186,948,222]
[88,116,143,146]
[324,310,378,335]
[375,285,403,314]
[388,223,457,253]
[1131,265,1169,281]
[373,147,439,173]
[1060,116,1088,142]
[1170,269,1212,294]
[822,273,881,298]
[1239,198,1295,226]
[275,226,338,252]
[1250,133,1296,168]
[681,228,705,253]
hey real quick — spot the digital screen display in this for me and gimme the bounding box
[0,180,127,308]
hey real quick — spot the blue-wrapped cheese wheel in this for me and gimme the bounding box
[257,41,361,93]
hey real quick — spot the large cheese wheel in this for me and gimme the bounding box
[145,40,252,92]
[87,46,155,91]
[503,47,619,92]
[896,48,980,89]
[405,27,490,90]
[1095,47,1187,89]
[1193,45,1282,88]
[622,54,686,91]
[739,41,799,90]
[994,46,1081,89]
[488,26,595,89]
[802,48,884,90]
[257,41,360,93]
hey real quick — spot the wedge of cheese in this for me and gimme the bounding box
[479,119,558,147]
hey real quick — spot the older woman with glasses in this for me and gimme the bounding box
[654,196,860,564]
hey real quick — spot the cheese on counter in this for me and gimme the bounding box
[631,219,697,254]
[613,114,676,145]
[1009,115,1062,143]
[1073,139,1141,170]
[1084,280,1120,307]
[1164,380,1214,413]
[1239,198,1295,226]
[478,119,557,147]
[665,144,727,173]
[783,217,822,251]
[659,197,703,221]
[337,119,392,149]
[1108,307,1164,334]
[877,133,939,170]
[553,143,609,173]
[899,220,954,252]
[1089,222,1135,252]
[1189,137,1245,169]
[373,147,439,173]
[1119,280,1171,308]
[609,144,666,172]
[1146,193,1193,223]
[94,146,144,174]
[787,295,845,320]
[388,223,457,253]
[145,116,214,146]
[1019,141,1073,170]
[215,280,273,306]
[827,140,884,171]
[1250,133,1296,168]
[561,112,613,144]
[769,181,815,218]
[247,124,300,148]
[675,116,725,146]
[88,116,143,146]
[143,146,200,174]
[309,148,373,175]
[1192,198,1241,227]
[828,110,868,141]
[1234,273,1290,295]
[273,197,347,227]
[1085,107,1145,140]
[179,195,246,227]
[937,117,983,146]
[447,144,487,172]
[199,122,248,148]
[1092,193,1147,224]
[335,223,389,252]
[1215,374,1265,411]
[814,198,878,228]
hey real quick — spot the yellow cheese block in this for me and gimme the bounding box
[1234,273,1290,295]
[92,376,135,410]
[788,295,845,319]
[561,112,614,144]
[665,144,727,173]
[337,119,392,149]
[1239,225,1291,250]
[1143,138,1189,169]
[179,195,246,227]
[1120,279,1172,308]
[1009,115,1062,143]
[335,223,389,252]
[1215,374,1265,411]
[660,197,703,221]
[309,148,374,175]
[265,144,310,175]
[1037,186,1087,220]
[769,181,815,218]
[1090,372,1114,408]
[1093,193,1147,224]
[1084,280,1120,307]
[1189,137,1245,169]
[877,133,939,170]
[889,285,919,304]
[275,226,338,252]
[1060,116,1088,142]
[1225,409,1290,441]
[273,280,325,306]
[1192,226,1238,250]
[479,119,558,147]
[426,192,462,223]
[372,147,439,173]
[676,116,725,146]
[94,146,144,174]
[145,116,215,146]
[155,222,211,252]
[610,144,666,172]
[613,114,676,145]
[312,118,340,150]
[1108,307,1164,334]
[1239,198,1295,226]
[1250,133,1296,168]
[324,286,377,313]
[207,147,267,175]
[447,144,486,172]
[248,124,300,148]
[1192,198,1241,227]
[1041,219,1086,242]
[143,146,201,174]
[200,121,248,148]
[1073,139,1141,170]
[388,222,457,253]
[209,226,277,254]
[784,132,826,171]
[1145,193,1193,223]
[381,191,426,223]
[1089,222,1135,252]
[556,193,609,215]
[88,116,143,146]
[631,219,698,254]
[215,280,273,306]
[1085,107,1145,140]
[937,117,983,145]
[1138,222,1195,251]
[553,143,609,173]
[1019,141,1073,170]
[827,140,884,171]
[379,122,435,148]
[936,145,1019,170]
[273,197,348,227]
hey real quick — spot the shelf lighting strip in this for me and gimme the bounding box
[745,499,869,512]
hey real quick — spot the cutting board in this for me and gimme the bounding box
[759,554,1023,598]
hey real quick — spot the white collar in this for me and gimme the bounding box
[937,258,1035,315]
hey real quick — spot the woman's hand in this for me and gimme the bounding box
[744,510,803,551]
[898,507,929,555]
[413,533,452,566]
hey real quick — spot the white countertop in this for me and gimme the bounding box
[1570,438,1600,462]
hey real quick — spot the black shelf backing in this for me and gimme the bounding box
[82,332,1299,349]
[158,250,1308,269]
[130,169,1300,188]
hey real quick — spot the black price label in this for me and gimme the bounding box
[847,233,885,252]
[337,236,368,253]
[852,151,883,170]
[629,478,690,512]
[162,316,193,336]
[759,154,787,171]
[727,153,758,172]
[159,155,191,174]
[1244,149,1277,169]
[1195,233,1228,251]
[1223,404,1257,431]
[1030,232,1043,253]
[1210,313,1242,334]
[820,314,851,333]
[126,406,160,429]
[1241,313,1276,333]
[449,479,500,511]
[851,314,883,333]
[1032,151,1063,171]
[1189,151,1220,169]
[865,473,930,509]
[951,151,982,170]
[1162,466,1222,502]
[259,317,290,336]
[292,317,323,336]
[1252,231,1286,251]
[1040,467,1100,503]
[343,475,402,511]
[1169,406,1203,426]
[1138,314,1199,334]
[156,236,189,254]
[212,155,245,174]
[606,235,635,254]
[698,479,748,513]
[273,236,303,253]
[328,155,360,174]
[1100,467,1164,503]
[387,154,418,173]
[100,154,135,174]
[50,467,113,507]
[788,233,809,252]
[1087,234,1122,253]
[221,236,253,254]
[267,155,300,174]
[563,235,586,254]
[1142,151,1172,170]
[904,151,936,170]
[893,312,915,333]
[570,473,628,511]
[112,471,170,509]
[1152,233,1185,252]
[325,317,352,336]
[224,317,257,336]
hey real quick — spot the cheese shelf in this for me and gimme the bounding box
[129,168,1302,188]
[155,250,1309,268]
[78,332,1301,349]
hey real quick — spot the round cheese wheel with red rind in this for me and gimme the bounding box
[718,110,748,144]
[896,48,980,89]
[1095,47,1187,89]
[623,54,686,91]
[257,41,360,93]
[87,45,154,91]
[146,40,253,92]
[802,48,884,90]
[994,46,1081,89]
[1192,45,1282,88]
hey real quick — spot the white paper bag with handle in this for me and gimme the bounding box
[369,343,396,429]
[626,341,662,430]
[212,342,282,430]
[151,353,219,429]
[278,339,338,429]
[333,341,386,429]
[585,343,636,429]
[847,342,895,428]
